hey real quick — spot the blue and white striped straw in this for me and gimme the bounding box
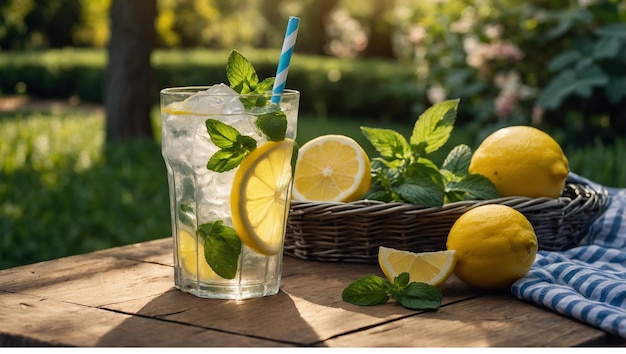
[271,16,300,104]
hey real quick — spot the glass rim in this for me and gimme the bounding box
[160,86,299,98]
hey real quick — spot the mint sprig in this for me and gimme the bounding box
[361,99,499,206]
[342,272,443,310]
[206,51,291,173]
[227,50,274,95]
[226,50,288,142]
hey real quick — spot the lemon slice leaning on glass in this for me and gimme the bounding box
[230,139,295,256]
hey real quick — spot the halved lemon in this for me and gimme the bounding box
[179,229,220,281]
[378,246,456,287]
[292,134,371,202]
[230,139,295,256]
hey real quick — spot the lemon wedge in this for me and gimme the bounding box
[292,134,371,202]
[378,246,456,287]
[178,229,220,281]
[230,139,295,256]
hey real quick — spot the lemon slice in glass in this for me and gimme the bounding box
[179,229,220,281]
[378,246,456,287]
[230,139,295,256]
[292,134,371,202]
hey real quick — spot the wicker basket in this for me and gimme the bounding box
[285,178,609,263]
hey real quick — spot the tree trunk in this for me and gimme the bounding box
[362,2,395,59]
[105,0,156,142]
[300,0,337,55]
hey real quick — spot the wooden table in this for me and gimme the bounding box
[1,238,624,347]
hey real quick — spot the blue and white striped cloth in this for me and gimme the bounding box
[512,173,626,339]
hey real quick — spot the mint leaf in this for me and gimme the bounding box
[393,177,445,207]
[389,272,411,302]
[205,119,257,172]
[224,50,288,143]
[362,183,394,202]
[227,50,260,94]
[441,144,472,176]
[206,119,242,148]
[206,147,248,172]
[361,127,411,166]
[440,144,499,203]
[394,272,410,288]
[257,77,275,93]
[226,50,274,103]
[342,275,391,306]
[405,160,444,185]
[197,221,242,279]
[445,173,500,202]
[342,272,444,311]
[236,134,258,150]
[410,99,459,156]
[256,108,288,141]
[400,282,443,310]
[240,95,269,110]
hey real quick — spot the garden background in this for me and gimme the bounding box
[1,0,625,269]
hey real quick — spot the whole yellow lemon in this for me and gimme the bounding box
[468,125,569,199]
[446,204,538,290]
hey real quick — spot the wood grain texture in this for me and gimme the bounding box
[0,292,284,347]
[324,294,612,347]
[0,238,620,347]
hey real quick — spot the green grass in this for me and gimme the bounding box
[0,107,169,269]
[564,138,626,188]
[1,105,624,269]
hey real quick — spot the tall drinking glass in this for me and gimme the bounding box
[160,85,299,299]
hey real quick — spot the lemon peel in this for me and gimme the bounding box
[446,204,538,290]
[469,125,569,199]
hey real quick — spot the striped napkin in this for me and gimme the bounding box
[511,173,626,339]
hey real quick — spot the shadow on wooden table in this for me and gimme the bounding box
[95,286,324,347]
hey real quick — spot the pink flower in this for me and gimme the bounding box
[495,90,518,118]
[532,106,544,125]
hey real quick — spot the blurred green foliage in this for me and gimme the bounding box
[1,0,625,148]
[395,0,626,147]
[0,108,169,269]
[0,48,422,124]
[1,106,624,269]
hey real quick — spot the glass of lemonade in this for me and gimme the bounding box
[160,83,299,299]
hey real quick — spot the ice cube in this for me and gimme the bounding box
[179,84,244,115]
[192,131,217,170]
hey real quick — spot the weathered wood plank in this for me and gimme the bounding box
[0,238,620,347]
[103,253,480,345]
[323,294,613,347]
[0,253,173,307]
[92,237,173,266]
[0,292,285,347]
